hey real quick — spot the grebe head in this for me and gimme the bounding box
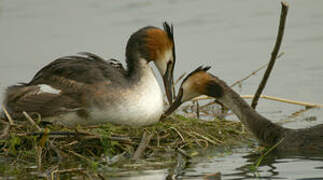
[126,22,176,105]
[164,66,224,116]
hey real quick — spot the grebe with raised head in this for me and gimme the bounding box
[2,22,176,127]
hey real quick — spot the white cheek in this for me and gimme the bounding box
[181,81,200,102]
[154,59,167,75]
[38,84,61,95]
[154,49,173,75]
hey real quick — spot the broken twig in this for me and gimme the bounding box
[251,2,289,109]
[132,131,154,160]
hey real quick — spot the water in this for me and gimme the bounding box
[186,151,323,180]
[1,0,323,179]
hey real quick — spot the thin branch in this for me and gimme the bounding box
[230,52,284,88]
[23,111,42,131]
[251,2,289,109]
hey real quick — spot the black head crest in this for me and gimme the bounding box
[163,22,174,41]
[182,66,211,83]
[163,21,176,66]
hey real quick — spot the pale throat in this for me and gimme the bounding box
[134,58,164,108]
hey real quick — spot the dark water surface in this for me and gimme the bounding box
[1,0,323,179]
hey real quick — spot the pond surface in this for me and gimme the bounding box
[1,0,323,179]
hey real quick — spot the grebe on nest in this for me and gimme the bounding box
[165,66,323,154]
[2,22,176,127]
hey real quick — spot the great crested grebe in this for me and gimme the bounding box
[2,22,176,127]
[165,66,323,154]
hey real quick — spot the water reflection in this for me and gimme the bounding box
[219,151,323,180]
[172,146,323,179]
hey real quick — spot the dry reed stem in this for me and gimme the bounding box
[192,94,323,108]
[23,111,42,131]
[62,140,79,147]
[195,101,200,119]
[251,2,289,109]
[191,131,220,145]
[2,106,14,126]
[68,150,92,162]
[0,107,15,139]
[169,127,185,142]
[242,95,323,108]
[36,146,43,171]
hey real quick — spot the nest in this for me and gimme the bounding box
[0,112,251,178]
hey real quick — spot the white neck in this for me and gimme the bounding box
[90,60,164,126]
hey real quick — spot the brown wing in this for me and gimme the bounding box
[3,84,84,120]
[2,52,126,120]
[29,52,127,87]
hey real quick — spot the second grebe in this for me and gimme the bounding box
[165,66,323,153]
[2,22,176,127]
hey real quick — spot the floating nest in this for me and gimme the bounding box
[0,112,252,178]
